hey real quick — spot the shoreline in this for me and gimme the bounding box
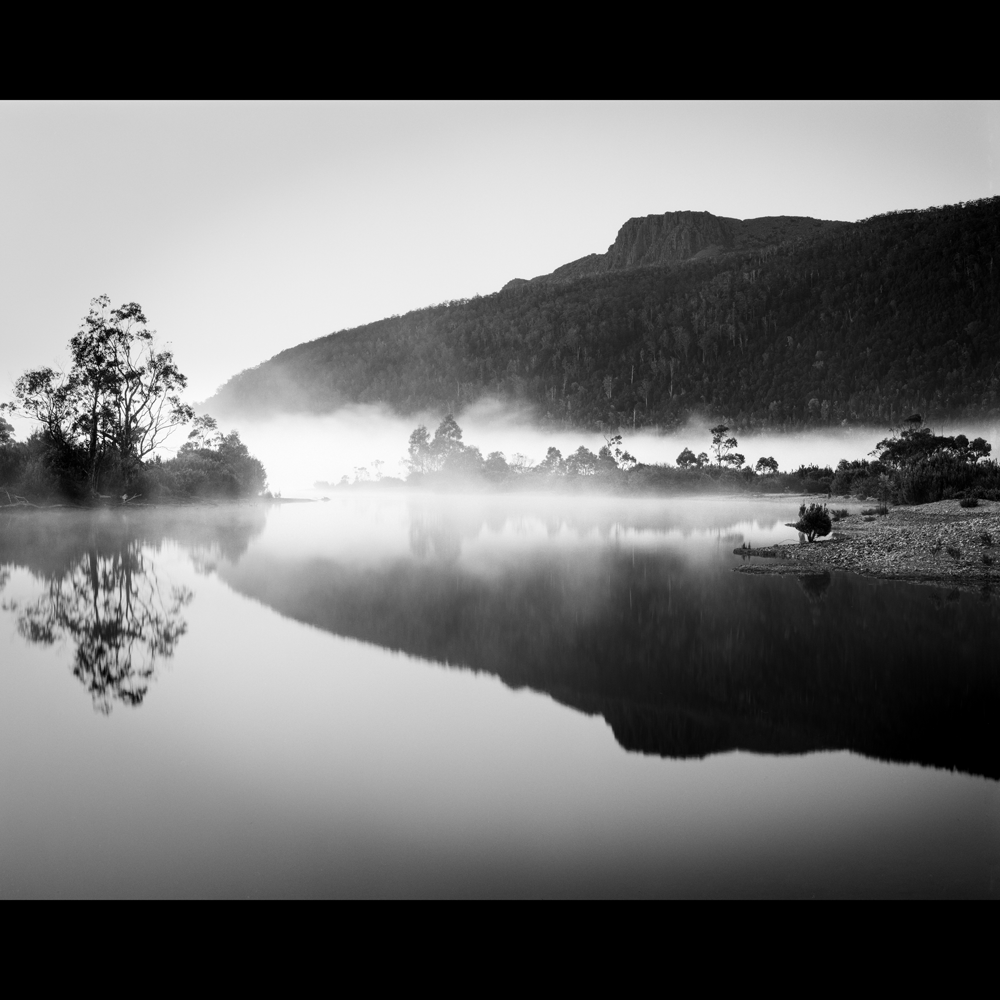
[6,492,1000,597]
[735,498,1000,593]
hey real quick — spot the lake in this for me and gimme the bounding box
[2,494,998,898]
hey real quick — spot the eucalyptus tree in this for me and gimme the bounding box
[709,424,740,468]
[2,296,194,492]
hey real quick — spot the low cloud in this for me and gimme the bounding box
[200,399,1000,496]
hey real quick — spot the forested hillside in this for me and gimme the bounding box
[208,198,1000,431]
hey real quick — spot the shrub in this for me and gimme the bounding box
[982,553,994,566]
[946,546,962,560]
[981,532,994,547]
[959,497,979,508]
[792,503,832,542]
[831,508,850,521]
[139,431,267,500]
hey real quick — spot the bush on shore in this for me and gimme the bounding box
[831,419,1000,504]
[139,430,267,501]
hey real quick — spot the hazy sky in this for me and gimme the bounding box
[2,100,998,408]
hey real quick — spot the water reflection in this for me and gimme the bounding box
[221,499,1000,780]
[3,499,999,781]
[8,545,191,713]
[797,572,832,602]
[0,507,266,712]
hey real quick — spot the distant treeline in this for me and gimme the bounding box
[324,415,834,496]
[326,413,1000,504]
[211,197,1000,431]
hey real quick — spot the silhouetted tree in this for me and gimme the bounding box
[565,446,598,476]
[484,451,510,480]
[430,414,465,467]
[539,447,564,474]
[792,503,833,542]
[407,425,433,475]
[710,424,739,467]
[2,296,194,494]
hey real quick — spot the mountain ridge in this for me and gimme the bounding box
[207,197,1000,431]
[503,210,847,289]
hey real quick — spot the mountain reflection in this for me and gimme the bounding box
[1,507,266,713]
[219,505,1000,780]
[5,501,999,781]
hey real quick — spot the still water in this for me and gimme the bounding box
[1,495,998,898]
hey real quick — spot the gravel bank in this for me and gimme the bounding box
[735,498,1000,591]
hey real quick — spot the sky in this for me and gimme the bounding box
[2,100,998,415]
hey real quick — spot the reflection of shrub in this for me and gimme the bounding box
[959,497,979,508]
[797,572,832,601]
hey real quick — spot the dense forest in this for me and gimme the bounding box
[208,198,1000,431]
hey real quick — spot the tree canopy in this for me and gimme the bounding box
[1,297,266,502]
[2,296,193,493]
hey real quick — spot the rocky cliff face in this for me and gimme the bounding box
[505,210,843,287]
[605,210,738,269]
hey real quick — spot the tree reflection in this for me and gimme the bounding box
[6,542,191,714]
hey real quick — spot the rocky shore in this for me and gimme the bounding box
[735,498,1000,592]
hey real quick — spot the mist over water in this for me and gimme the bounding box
[214,399,1000,495]
[3,497,999,896]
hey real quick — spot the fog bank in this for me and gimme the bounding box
[207,400,1000,495]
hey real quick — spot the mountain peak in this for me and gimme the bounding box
[517,210,844,287]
